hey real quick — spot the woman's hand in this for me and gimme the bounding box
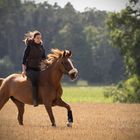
[22,64,26,77]
[22,71,26,77]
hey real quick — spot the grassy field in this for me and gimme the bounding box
[62,86,113,103]
[0,86,140,140]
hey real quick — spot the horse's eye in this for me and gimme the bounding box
[61,61,65,65]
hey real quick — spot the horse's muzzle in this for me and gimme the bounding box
[68,68,78,80]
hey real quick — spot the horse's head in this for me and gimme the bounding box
[59,50,78,80]
[45,49,78,80]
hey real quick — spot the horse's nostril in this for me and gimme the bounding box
[68,68,78,80]
[73,72,76,77]
[71,72,78,79]
[72,72,76,76]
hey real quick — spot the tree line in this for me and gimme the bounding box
[0,0,125,84]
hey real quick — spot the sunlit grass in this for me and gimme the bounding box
[62,86,113,103]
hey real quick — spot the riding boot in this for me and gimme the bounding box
[32,86,38,107]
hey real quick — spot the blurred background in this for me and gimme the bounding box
[0,0,126,83]
[0,0,140,103]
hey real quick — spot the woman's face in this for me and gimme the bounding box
[34,34,42,44]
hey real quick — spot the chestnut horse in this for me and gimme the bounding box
[0,49,78,127]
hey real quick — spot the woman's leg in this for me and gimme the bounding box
[32,71,39,106]
[26,70,39,107]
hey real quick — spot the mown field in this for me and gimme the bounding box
[0,86,140,140]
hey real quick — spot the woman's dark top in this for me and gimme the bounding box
[22,41,46,71]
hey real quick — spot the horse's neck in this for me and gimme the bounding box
[43,61,63,86]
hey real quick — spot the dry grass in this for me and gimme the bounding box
[0,101,140,140]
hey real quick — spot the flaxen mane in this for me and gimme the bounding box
[42,49,64,68]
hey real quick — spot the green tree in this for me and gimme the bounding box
[0,56,14,77]
[106,0,140,102]
[107,0,140,76]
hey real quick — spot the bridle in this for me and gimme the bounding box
[62,58,78,76]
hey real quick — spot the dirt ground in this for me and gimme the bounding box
[0,100,140,140]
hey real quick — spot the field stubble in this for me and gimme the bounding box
[0,100,140,140]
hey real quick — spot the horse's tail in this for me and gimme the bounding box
[0,78,4,87]
[0,78,9,110]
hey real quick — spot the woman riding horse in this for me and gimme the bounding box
[0,48,78,127]
[22,30,46,107]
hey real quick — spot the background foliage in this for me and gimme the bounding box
[106,0,140,103]
[0,0,125,84]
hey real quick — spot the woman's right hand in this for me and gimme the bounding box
[22,64,26,77]
[22,71,26,77]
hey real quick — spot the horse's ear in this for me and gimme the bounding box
[69,50,72,57]
[63,50,72,58]
[67,50,72,57]
[62,51,66,58]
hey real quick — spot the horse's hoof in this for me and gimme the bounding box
[67,122,72,127]
[52,124,56,127]
[19,122,24,126]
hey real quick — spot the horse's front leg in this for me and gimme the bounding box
[45,104,56,127]
[54,98,73,127]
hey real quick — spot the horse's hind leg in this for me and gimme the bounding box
[0,92,9,110]
[0,98,9,110]
[0,78,4,87]
[11,97,25,125]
